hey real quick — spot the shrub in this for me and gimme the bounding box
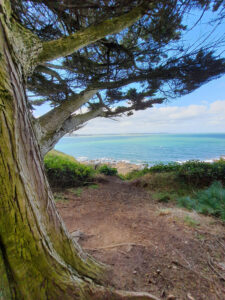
[44,150,94,188]
[177,181,225,221]
[177,160,225,186]
[123,167,151,180]
[127,160,225,187]
[150,162,180,173]
[131,172,191,195]
[98,164,118,176]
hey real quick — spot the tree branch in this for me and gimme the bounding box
[36,65,64,83]
[37,3,151,63]
[62,107,104,133]
[104,98,165,117]
[38,88,98,133]
[96,92,111,112]
[39,108,104,156]
[42,62,75,72]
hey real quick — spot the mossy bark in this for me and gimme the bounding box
[37,2,151,63]
[0,246,12,300]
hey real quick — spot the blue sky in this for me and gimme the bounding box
[166,76,225,107]
[34,75,225,134]
[33,6,225,134]
[76,75,225,134]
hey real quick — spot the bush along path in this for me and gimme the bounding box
[55,175,225,300]
[44,150,95,187]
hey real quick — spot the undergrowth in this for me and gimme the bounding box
[45,151,225,222]
[125,161,225,221]
[44,150,94,188]
[125,160,225,187]
[97,164,118,176]
[177,181,225,221]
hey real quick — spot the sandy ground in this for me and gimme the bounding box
[55,176,225,300]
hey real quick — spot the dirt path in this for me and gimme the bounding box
[55,177,225,300]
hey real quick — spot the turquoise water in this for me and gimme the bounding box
[55,134,225,165]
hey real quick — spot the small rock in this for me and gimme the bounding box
[156,269,161,274]
[133,270,137,274]
[167,295,176,300]
[161,290,166,297]
[218,262,225,270]
[126,244,132,252]
[148,278,155,284]
[71,230,84,241]
[187,293,195,300]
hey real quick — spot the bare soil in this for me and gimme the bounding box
[55,176,225,300]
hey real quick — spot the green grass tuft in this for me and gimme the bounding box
[53,192,68,202]
[88,184,99,189]
[177,181,225,221]
[183,215,200,227]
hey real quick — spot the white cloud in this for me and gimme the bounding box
[77,100,225,134]
[209,100,225,114]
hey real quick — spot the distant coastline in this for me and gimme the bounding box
[78,155,225,175]
[66,132,169,137]
[66,132,225,137]
[55,133,225,166]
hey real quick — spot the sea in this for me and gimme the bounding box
[55,133,225,166]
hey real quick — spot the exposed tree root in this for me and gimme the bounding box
[207,255,225,282]
[84,242,149,251]
[112,290,161,300]
[83,284,161,300]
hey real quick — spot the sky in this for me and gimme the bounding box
[33,5,225,135]
[34,75,225,134]
[77,75,225,134]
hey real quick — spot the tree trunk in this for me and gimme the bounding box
[0,5,106,299]
[0,2,159,299]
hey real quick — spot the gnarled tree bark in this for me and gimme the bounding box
[0,1,160,299]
